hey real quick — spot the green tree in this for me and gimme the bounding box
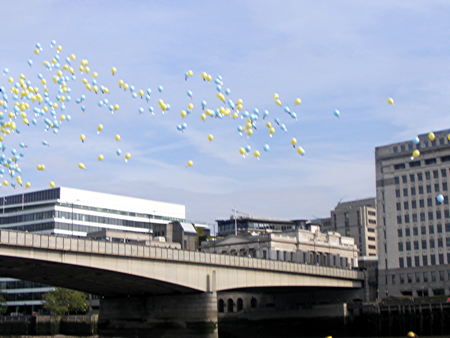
[0,294,7,314]
[43,288,89,316]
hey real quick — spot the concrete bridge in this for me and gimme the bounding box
[0,230,364,337]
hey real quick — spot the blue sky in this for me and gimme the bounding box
[0,1,450,224]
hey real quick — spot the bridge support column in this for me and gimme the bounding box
[99,292,218,337]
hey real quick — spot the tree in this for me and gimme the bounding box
[43,288,89,316]
[0,294,7,314]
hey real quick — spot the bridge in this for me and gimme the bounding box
[0,230,364,337]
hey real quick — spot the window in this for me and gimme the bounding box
[413,227,418,236]
[411,187,416,196]
[423,256,428,267]
[443,182,448,191]
[446,223,450,232]
[404,214,410,223]
[406,242,411,251]
[418,173,423,181]
[428,198,433,207]
[431,255,436,265]
[410,161,421,168]
[397,215,402,224]
[425,158,437,165]
[399,257,404,268]
[421,225,426,235]
[393,146,398,153]
[396,189,401,198]
[419,199,424,207]
[430,239,435,248]
[403,188,408,197]
[414,240,419,250]
[428,211,434,220]
[442,155,450,162]
[437,210,442,219]
[433,170,439,179]
[441,169,447,177]
[438,238,443,247]
[419,186,424,195]
[412,200,417,209]
[439,254,444,264]
[422,239,427,249]
[398,229,403,237]
[395,163,406,170]
[407,257,412,267]
[435,183,440,192]
[409,174,415,182]
[415,256,420,267]
[405,228,411,236]
[437,224,443,233]
[396,202,401,211]
[426,171,431,180]
[404,201,409,210]
[420,212,425,222]
[398,242,404,251]
[427,185,432,193]
[412,214,418,222]
[394,176,400,184]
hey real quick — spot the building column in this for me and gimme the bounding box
[99,292,218,337]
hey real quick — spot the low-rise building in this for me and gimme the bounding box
[202,224,359,269]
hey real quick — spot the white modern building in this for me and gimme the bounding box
[0,186,186,313]
[201,224,359,269]
[376,129,450,298]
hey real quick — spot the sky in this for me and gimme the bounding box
[0,1,450,225]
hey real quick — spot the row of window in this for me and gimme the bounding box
[0,280,46,290]
[392,269,450,285]
[395,169,448,184]
[396,196,449,211]
[396,210,450,224]
[395,184,449,199]
[58,203,183,223]
[0,188,60,206]
[393,157,450,170]
[399,253,450,268]
[398,237,450,251]
[3,292,47,302]
[398,223,450,237]
[393,137,450,154]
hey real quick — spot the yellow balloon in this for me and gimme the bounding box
[180,110,187,118]
[118,79,124,87]
[49,181,56,188]
[70,54,76,61]
[187,103,194,110]
[78,162,86,169]
[97,124,104,132]
[291,137,297,146]
[387,97,394,105]
[111,67,117,75]
[412,149,420,158]
[447,133,450,141]
[187,160,194,167]
[269,127,276,135]
[407,332,416,338]
[275,99,282,106]
[239,147,246,155]
[115,134,121,141]
[125,153,131,160]
[200,114,207,121]
[98,154,104,161]
[113,104,119,111]
[253,150,261,158]
[2,180,8,186]
[92,72,98,78]
[247,129,253,136]
[297,146,305,155]
[138,89,144,98]
[295,98,302,105]
[428,132,435,141]
[273,93,279,99]
[25,182,31,188]
[80,134,86,142]
[207,134,214,142]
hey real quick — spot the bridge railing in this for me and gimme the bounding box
[0,230,363,281]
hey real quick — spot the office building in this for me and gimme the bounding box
[202,224,359,269]
[376,129,450,297]
[327,198,377,258]
[0,186,186,313]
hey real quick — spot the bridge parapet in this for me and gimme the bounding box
[0,230,363,281]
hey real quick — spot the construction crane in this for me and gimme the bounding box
[231,208,249,236]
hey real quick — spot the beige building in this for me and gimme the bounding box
[202,224,359,269]
[376,129,450,298]
[325,198,378,258]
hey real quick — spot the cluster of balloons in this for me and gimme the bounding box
[0,41,418,192]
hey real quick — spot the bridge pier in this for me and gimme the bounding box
[98,292,218,337]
